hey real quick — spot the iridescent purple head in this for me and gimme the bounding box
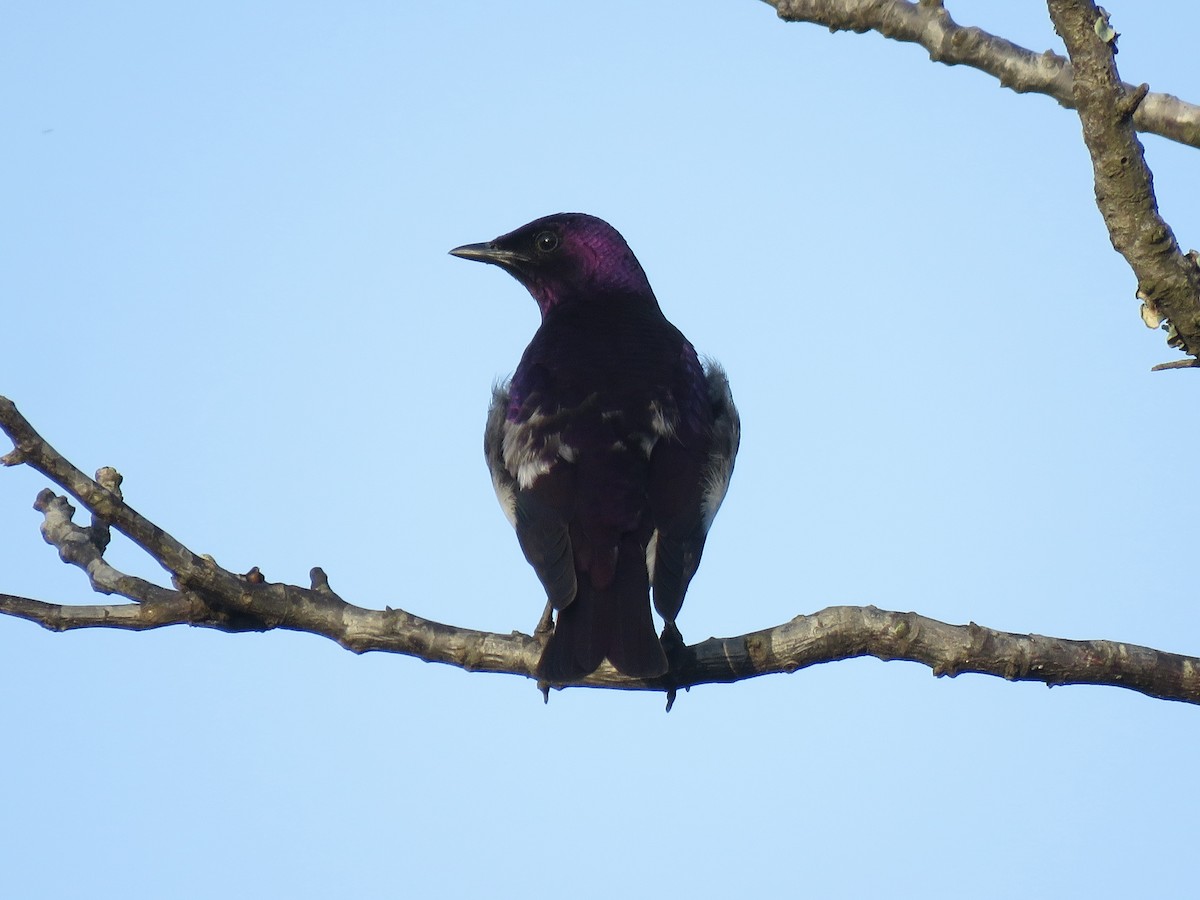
[450,213,656,318]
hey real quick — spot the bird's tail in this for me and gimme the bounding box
[536,538,667,683]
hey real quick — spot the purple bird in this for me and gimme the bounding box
[451,213,739,682]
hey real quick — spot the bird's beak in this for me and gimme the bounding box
[449,242,529,269]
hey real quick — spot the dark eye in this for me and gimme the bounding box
[534,230,559,254]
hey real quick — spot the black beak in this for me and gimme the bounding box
[449,242,529,269]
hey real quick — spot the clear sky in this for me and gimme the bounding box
[3,2,1197,897]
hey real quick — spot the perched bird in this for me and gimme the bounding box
[451,213,739,682]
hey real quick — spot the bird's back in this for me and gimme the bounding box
[457,212,737,683]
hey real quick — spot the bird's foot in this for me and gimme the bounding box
[533,601,555,638]
[659,622,693,712]
[660,621,687,664]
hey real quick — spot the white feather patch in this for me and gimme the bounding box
[700,453,734,531]
[699,363,741,531]
[501,411,565,490]
[645,529,660,581]
[491,471,517,527]
[649,399,678,440]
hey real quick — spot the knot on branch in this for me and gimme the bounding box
[95,467,123,497]
[1117,82,1150,120]
[309,567,344,603]
[35,491,95,566]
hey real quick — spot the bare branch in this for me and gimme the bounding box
[763,0,1200,149]
[2,394,1198,705]
[0,591,219,632]
[1151,358,1200,372]
[4,588,1197,705]
[1,395,256,605]
[34,488,177,604]
[1045,0,1200,357]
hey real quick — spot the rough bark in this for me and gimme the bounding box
[4,396,1197,705]
[1044,0,1200,357]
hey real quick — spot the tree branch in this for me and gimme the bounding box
[3,394,1198,705]
[1045,0,1200,358]
[0,591,219,632]
[762,0,1200,149]
[763,0,1200,362]
[4,587,1198,704]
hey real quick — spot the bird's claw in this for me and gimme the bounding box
[534,601,555,638]
[661,621,687,662]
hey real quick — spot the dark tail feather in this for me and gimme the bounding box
[536,583,605,683]
[536,539,667,682]
[602,538,668,678]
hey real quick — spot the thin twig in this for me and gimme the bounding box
[1150,358,1200,372]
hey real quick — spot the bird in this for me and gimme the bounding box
[450,213,739,683]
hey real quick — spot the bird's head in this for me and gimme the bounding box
[450,213,655,318]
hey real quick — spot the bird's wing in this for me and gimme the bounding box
[648,360,740,624]
[484,384,519,526]
[485,381,578,611]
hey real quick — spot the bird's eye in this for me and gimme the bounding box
[534,231,560,254]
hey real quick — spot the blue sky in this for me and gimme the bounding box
[3,2,1198,897]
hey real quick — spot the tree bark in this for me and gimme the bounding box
[1045,0,1200,356]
